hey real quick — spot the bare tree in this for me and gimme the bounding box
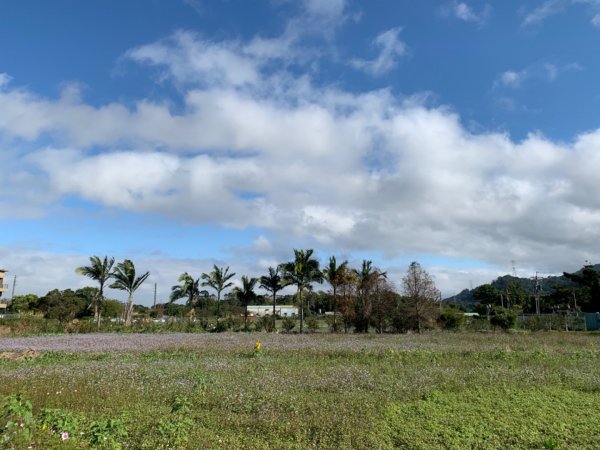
[401,262,440,333]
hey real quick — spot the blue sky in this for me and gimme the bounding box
[2,0,600,304]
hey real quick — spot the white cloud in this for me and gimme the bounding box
[522,0,600,27]
[522,0,569,26]
[498,70,524,87]
[441,1,491,24]
[495,62,581,88]
[0,73,11,88]
[351,28,407,76]
[302,0,347,21]
[126,31,261,88]
[3,25,600,299]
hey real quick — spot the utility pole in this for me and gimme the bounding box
[534,272,541,315]
[153,283,157,309]
[11,276,16,299]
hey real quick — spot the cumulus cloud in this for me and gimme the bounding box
[351,28,408,76]
[126,31,261,88]
[3,22,600,299]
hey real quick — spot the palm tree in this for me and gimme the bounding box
[322,256,348,332]
[260,267,286,331]
[233,276,258,331]
[110,259,150,326]
[352,260,386,333]
[170,273,201,321]
[76,256,115,329]
[201,265,236,319]
[280,249,323,333]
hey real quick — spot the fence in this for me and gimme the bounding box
[518,313,586,331]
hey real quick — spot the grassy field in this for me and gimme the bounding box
[0,331,598,449]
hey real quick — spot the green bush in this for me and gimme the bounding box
[88,418,128,449]
[1,394,35,447]
[0,315,63,335]
[305,315,319,332]
[440,309,465,330]
[490,308,517,330]
[281,316,296,332]
[153,395,194,449]
[39,408,80,440]
[254,315,275,332]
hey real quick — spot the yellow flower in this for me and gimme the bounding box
[254,342,261,351]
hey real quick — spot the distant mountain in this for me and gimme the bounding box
[443,264,600,310]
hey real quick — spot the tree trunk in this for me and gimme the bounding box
[332,286,337,333]
[216,292,221,321]
[244,304,248,332]
[125,293,134,326]
[272,293,276,332]
[94,291,102,330]
[299,288,304,333]
[94,301,100,329]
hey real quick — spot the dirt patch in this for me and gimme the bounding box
[0,349,41,361]
[0,326,12,336]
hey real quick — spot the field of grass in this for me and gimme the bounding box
[0,331,598,449]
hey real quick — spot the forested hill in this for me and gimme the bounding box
[444,264,600,310]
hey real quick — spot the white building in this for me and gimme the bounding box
[246,305,298,317]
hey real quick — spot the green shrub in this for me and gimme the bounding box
[281,316,296,332]
[1,394,35,447]
[254,315,275,332]
[88,418,128,449]
[490,308,517,330]
[440,309,465,330]
[39,408,80,436]
[0,316,63,336]
[305,315,319,332]
[324,314,343,332]
[153,395,194,449]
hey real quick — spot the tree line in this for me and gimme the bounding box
[8,254,599,333]
[7,250,445,334]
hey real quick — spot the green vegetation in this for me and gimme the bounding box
[0,332,598,449]
[7,255,600,336]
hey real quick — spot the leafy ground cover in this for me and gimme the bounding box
[0,332,598,449]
